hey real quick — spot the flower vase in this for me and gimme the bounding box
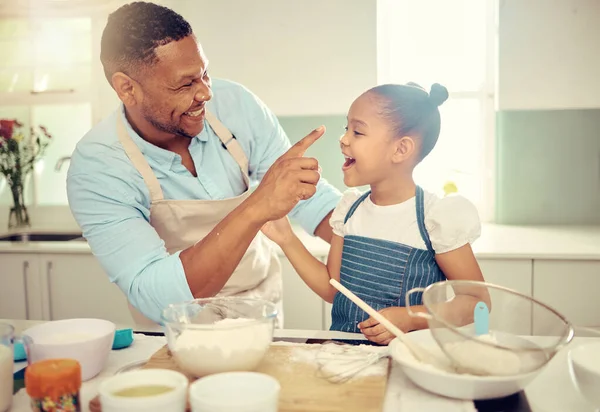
[8,177,30,229]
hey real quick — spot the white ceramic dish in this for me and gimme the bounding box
[189,371,280,412]
[389,329,544,400]
[568,342,600,408]
[99,369,189,412]
[23,318,115,381]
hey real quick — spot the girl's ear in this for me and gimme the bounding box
[391,136,417,163]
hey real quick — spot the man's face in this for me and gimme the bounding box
[135,35,212,139]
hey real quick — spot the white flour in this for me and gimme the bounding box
[395,334,523,376]
[278,342,388,382]
[442,333,522,376]
[172,318,272,377]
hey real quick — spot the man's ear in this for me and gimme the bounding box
[111,72,141,106]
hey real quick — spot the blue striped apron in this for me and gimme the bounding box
[330,186,446,333]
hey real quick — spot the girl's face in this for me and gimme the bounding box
[340,92,406,188]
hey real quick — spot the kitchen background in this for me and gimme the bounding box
[0,0,598,227]
[0,0,599,335]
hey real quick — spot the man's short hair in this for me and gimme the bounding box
[100,1,193,84]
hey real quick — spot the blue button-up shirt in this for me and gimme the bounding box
[66,78,341,322]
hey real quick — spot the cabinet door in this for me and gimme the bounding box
[280,256,325,330]
[40,254,135,326]
[478,259,533,335]
[533,260,600,334]
[0,254,41,320]
[324,301,333,331]
[477,259,533,296]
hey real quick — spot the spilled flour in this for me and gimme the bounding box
[274,342,389,383]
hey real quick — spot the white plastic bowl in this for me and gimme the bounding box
[23,318,115,381]
[189,371,280,412]
[568,342,600,408]
[389,329,544,400]
[99,369,189,412]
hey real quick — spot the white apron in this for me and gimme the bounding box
[116,111,283,327]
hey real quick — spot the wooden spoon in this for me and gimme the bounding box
[329,279,452,371]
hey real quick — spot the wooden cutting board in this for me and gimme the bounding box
[90,342,390,412]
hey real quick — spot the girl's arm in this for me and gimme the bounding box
[262,217,343,303]
[280,233,343,303]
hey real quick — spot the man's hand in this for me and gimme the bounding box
[250,126,325,222]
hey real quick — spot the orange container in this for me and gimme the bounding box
[25,359,82,412]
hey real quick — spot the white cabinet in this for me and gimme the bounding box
[533,260,600,333]
[324,302,333,330]
[39,254,135,326]
[0,254,42,320]
[478,259,533,334]
[280,256,324,330]
[478,259,533,296]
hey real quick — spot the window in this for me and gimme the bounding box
[0,17,94,206]
[377,0,496,221]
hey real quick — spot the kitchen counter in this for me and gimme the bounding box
[1,224,600,260]
[3,318,599,412]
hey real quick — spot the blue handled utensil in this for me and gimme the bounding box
[112,328,134,350]
[474,301,490,336]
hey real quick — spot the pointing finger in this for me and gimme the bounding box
[283,126,325,159]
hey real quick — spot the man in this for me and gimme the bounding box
[66,1,341,324]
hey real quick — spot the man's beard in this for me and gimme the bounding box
[143,107,196,139]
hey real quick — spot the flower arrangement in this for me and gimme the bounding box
[0,119,53,228]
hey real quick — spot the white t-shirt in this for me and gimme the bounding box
[330,189,481,254]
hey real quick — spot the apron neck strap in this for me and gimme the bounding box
[204,111,250,187]
[117,115,165,201]
[117,109,251,203]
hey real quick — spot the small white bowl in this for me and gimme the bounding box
[568,342,600,408]
[98,369,189,412]
[23,318,115,381]
[189,371,280,412]
[389,329,544,400]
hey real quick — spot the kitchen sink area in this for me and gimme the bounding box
[0,232,85,242]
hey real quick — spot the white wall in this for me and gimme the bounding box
[498,0,600,110]
[97,0,378,119]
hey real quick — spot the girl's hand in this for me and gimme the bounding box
[358,306,414,345]
[261,216,295,247]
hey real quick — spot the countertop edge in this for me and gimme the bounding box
[1,224,600,260]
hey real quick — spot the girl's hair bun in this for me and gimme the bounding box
[429,83,449,107]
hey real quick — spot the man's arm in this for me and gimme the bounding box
[67,170,193,323]
[68,128,324,321]
[180,129,325,297]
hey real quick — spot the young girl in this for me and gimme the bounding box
[262,82,484,345]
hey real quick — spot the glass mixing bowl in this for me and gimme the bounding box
[161,297,278,378]
[406,280,573,376]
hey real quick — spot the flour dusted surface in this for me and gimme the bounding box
[272,342,389,382]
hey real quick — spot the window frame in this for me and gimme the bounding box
[376,0,497,222]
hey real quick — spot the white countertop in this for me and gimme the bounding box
[3,318,598,412]
[1,223,600,260]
